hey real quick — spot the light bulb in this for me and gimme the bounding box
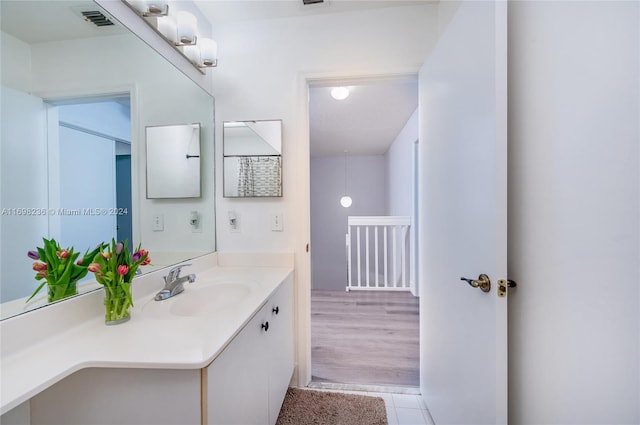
[199,38,218,66]
[331,87,350,100]
[340,196,353,208]
[176,11,197,45]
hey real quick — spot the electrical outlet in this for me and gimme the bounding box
[152,214,164,231]
[271,213,283,232]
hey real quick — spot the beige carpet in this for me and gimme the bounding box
[276,387,388,425]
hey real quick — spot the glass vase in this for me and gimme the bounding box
[47,280,78,303]
[104,284,132,325]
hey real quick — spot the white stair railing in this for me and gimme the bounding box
[346,216,411,292]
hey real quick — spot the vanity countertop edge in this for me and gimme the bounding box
[0,252,294,415]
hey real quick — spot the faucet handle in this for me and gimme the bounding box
[165,263,192,283]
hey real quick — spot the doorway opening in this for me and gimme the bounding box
[308,76,420,391]
[45,94,133,280]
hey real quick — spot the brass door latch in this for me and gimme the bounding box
[497,279,517,297]
[460,274,491,293]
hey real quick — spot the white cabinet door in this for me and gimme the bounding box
[206,309,270,425]
[419,1,508,424]
[206,277,294,425]
[266,276,294,424]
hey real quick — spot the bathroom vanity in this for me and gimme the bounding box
[0,253,295,425]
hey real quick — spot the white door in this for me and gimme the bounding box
[419,1,508,424]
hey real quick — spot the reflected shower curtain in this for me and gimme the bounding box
[237,156,282,197]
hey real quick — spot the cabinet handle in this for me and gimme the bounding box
[272,306,279,315]
[261,321,269,332]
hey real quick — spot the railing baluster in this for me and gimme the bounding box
[346,228,352,290]
[401,224,407,288]
[346,216,411,292]
[374,226,379,288]
[365,226,370,287]
[383,226,388,288]
[391,226,397,287]
[356,226,361,287]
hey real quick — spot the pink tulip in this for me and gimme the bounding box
[32,262,47,272]
[117,265,129,276]
[56,250,69,259]
[88,263,101,273]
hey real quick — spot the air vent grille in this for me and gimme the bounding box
[81,10,114,27]
[303,0,324,4]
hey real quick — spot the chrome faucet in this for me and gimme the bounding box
[154,263,196,301]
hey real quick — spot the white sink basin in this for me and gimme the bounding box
[141,281,252,319]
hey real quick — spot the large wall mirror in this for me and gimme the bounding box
[0,0,216,319]
[223,120,283,197]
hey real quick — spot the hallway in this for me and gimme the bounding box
[311,290,419,388]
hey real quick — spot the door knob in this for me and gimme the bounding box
[460,274,491,293]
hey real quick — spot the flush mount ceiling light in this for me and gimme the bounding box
[331,87,350,100]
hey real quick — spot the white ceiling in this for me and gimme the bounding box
[309,77,418,157]
[0,1,127,44]
[195,0,432,28]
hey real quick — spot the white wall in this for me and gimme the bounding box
[386,108,418,217]
[211,4,438,254]
[57,102,131,143]
[209,4,438,384]
[310,155,387,291]
[508,1,639,424]
[0,87,48,303]
[0,32,31,92]
[28,33,215,255]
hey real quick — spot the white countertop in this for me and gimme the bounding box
[0,253,293,415]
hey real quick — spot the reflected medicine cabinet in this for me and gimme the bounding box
[223,120,282,198]
[146,123,202,198]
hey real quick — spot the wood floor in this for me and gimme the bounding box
[311,289,420,388]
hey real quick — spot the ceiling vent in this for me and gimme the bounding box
[303,0,324,5]
[80,10,115,27]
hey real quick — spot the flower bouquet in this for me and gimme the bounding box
[88,239,150,325]
[27,238,104,303]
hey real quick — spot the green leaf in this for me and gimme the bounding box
[26,280,48,303]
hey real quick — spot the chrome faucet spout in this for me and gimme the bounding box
[154,264,195,301]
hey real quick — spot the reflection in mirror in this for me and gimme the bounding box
[223,120,283,197]
[0,0,215,320]
[146,123,201,199]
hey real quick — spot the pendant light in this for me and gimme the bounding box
[340,150,352,208]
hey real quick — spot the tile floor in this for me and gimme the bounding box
[310,388,435,425]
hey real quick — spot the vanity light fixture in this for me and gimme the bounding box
[340,150,353,208]
[199,38,218,67]
[129,0,168,17]
[124,0,218,73]
[176,11,198,45]
[331,87,350,100]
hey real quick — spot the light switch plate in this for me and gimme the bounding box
[152,214,164,231]
[271,213,283,232]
